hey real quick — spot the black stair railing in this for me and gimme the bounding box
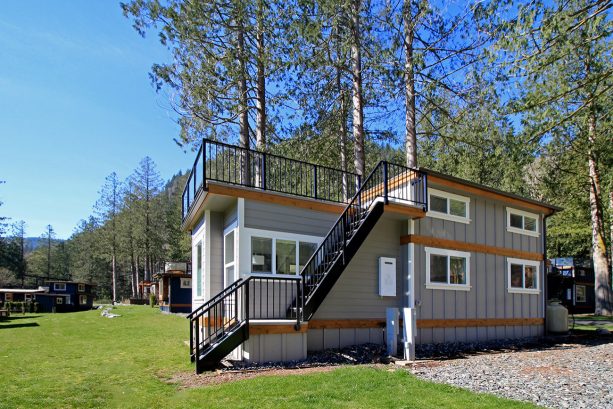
[299,161,427,313]
[188,275,302,363]
[182,139,361,221]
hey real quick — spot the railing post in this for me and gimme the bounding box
[261,152,267,190]
[313,165,318,199]
[193,164,197,198]
[383,162,389,205]
[422,173,428,211]
[202,139,206,190]
[189,318,194,357]
[195,317,200,359]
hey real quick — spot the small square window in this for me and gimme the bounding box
[56,297,64,305]
[426,248,471,290]
[180,278,192,289]
[54,283,66,291]
[427,189,470,223]
[508,258,539,293]
[507,208,539,236]
[79,295,87,304]
[78,284,85,292]
[5,293,13,302]
[575,285,587,303]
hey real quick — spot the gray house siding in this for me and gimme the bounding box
[244,199,338,237]
[224,201,238,228]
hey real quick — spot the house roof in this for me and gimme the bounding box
[422,168,562,215]
[44,280,94,286]
[0,288,45,294]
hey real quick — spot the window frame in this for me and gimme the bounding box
[54,283,67,291]
[575,285,587,303]
[79,295,87,305]
[194,240,203,298]
[224,227,237,286]
[507,258,540,294]
[427,188,471,224]
[180,278,192,289]
[5,293,13,302]
[425,247,471,291]
[246,229,321,277]
[78,284,85,292]
[56,297,64,305]
[506,207,540,237]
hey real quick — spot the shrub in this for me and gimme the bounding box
[149,293,156,308]
[33,302,39,313]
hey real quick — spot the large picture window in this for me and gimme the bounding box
[507,258,540,294]
[54,283,66,291]
[425,247,471,291]
[427,188,470,224]
[250,234,318,275]
[506,208,539,237]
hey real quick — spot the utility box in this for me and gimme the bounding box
[379,257,396,297]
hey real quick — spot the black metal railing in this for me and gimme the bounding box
[188,275,301,361]
[182,139,361,221]
[300,161,427,308]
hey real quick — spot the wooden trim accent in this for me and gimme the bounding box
[428,175,555,215]
[400,234,544,261]
[207,183,345,214]
[385,203,426,219]
[249,323,308,335]
[308,319,386,329]
[308,318,543,330]
[417,318,544,328]
[167,303,191,308]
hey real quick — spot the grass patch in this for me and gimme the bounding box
[0,306,536,408]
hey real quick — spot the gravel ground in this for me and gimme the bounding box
[411,337,613,409]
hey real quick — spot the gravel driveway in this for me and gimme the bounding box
[411,338,613,409]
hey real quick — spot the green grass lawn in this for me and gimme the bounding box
[0,306,536,409]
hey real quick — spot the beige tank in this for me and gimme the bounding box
[546,300,569,333]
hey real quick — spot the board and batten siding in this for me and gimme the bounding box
[308,217,403,351]
[243,199,338,237]
[412,183,545,344]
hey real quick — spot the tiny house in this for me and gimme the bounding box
[155,262,192,313]
[547,257,595,314]
[35,281,95,313]
[181,139,560,372]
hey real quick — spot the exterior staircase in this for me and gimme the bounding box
[185,140,427,373]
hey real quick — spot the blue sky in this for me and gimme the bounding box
[0,1,192,239]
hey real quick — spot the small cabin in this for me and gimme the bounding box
[0,288,45,309]
[35,281,95,313]
[547,257,595,314]
[155,262,192,313]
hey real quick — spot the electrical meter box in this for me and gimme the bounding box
[379,257,396,297]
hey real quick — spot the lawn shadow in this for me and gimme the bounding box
[3,315,43,321]
[0,322,40,329]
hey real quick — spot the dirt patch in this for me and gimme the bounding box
[167,365,341,388]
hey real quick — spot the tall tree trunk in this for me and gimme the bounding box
[403,0,417,168]
[610,189,613,279]
[587,107,612,315]
[336,68,349,198]
[111,254,117,303]
[131,250,137,299]
[256,0,266,150]
[350,0,365,177]
[237,11,251,184]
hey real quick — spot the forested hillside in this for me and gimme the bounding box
[0,158,190,301]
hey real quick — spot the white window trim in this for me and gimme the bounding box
[425,247,471,291]
[224,227,237,287]
[243,227,322,276]
[506,207,540,237]
[507,257,540,294]
[78,284,85,292]
[575,284,587,303]
[54,283,66,291]
[180,278,192,289]
[427,188,471,224]
[194,240,204,299]
[79,295,87,304]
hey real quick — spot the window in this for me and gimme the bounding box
[24,294,32,302]
[180,278,192,289]
[5,293,13,302]
[79,295,87,304]
[56,297,64,305]
[250,235,318,275]
[575,285,587,303]
[54,283,66,291]
[224,230,236,285]
[251,237,272,273]
[427,188,470,223]
[78,284,85,292]
[425,247,471,290]
[195,241,203,297]
[506,208,539,237]
[507,258,540,294]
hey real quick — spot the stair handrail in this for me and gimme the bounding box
[186,278,244,320]
[298,161,427,313]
